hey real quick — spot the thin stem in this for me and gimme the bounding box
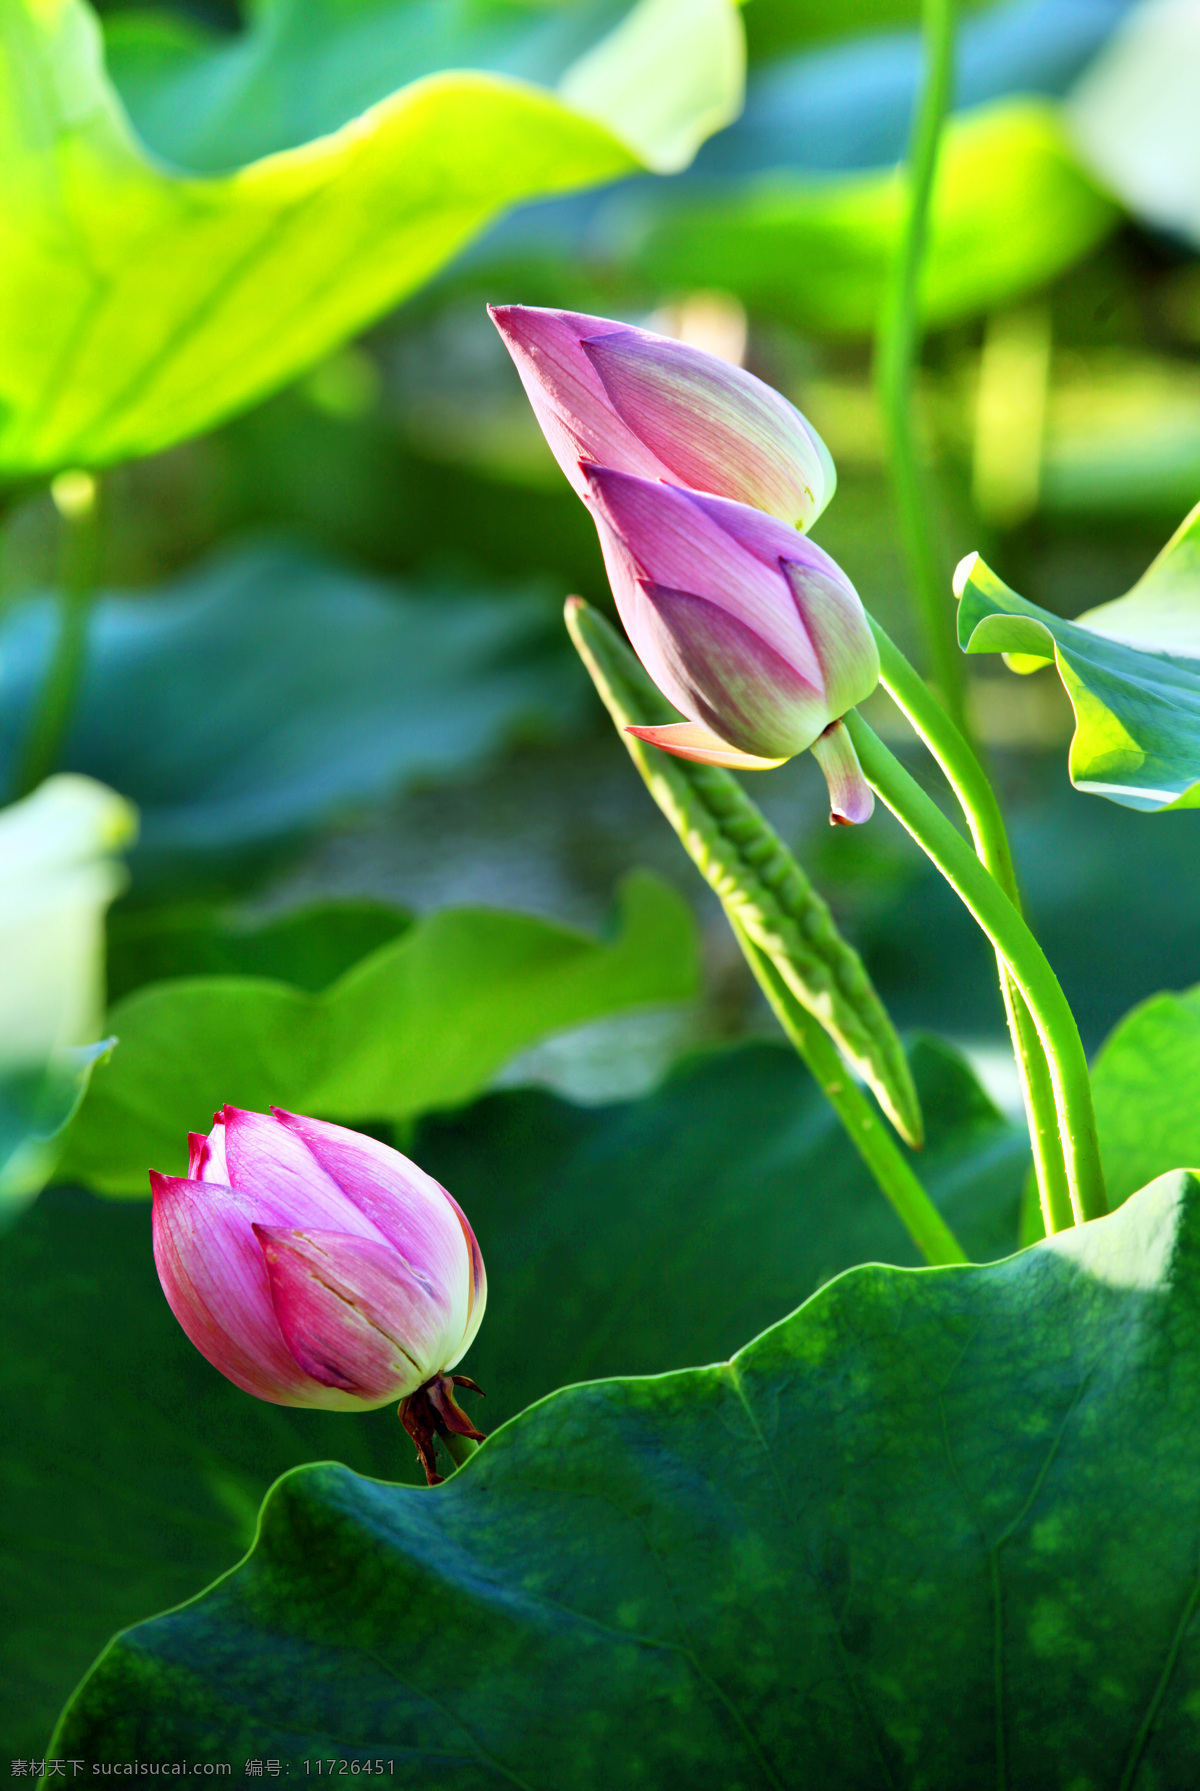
[874,0,966,732]
[844,712,1106,1223]
[14,470,101,799]
[869,619,1073,1234]
[732,916,967,1266]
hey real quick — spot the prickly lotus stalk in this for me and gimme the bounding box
[151,1106,486,1483]
[565,597,923,1149]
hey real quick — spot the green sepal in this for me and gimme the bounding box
[566,598,923,1149]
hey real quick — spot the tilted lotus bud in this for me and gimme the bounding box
[489,303,835,532]
[582,466,879,823]
[151,1107,485,1421]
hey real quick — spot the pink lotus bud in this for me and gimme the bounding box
[489,304,835,532]
[582,465,879,822]
[151,1107,485,1413]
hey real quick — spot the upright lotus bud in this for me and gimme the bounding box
[151,1107,486,1481]
[489,304,835,532]
[582,467,879,823]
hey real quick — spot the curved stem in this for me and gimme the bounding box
[844,711,1106,1224]
[868,619,1073,1234]
[874,0,967,733]
[732,917,966,1266]
[14,471,101,799]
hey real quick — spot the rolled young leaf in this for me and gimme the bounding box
[566,597,922,1148]
[0,775,136,1220]
[955,501,1200,812]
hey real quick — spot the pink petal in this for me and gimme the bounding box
[254,1226,453,1403]
[625,721,788,769]
[591,513,704,722]
[583,329,834,529]
[440,1187,487,1366]
[220,1107,386,1241]
[488,305,669,495]
[780,556,879,719]
[635,583,828,758]
[187,1132,207,1178]
[269,1110,476,1348]
[151,1171,318,1405]
[581,467,823,686]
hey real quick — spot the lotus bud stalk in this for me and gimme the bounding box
[151,1107,486,1482]
[581,466,879,823]
[489,304,835,532]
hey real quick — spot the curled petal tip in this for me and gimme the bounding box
[811,719,875,826]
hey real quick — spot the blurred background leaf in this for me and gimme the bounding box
[103,0,741,175]
[0,776,135,1224]
[611,101,1118,335]
[0,541,586,880]
[0,0,743,474]
[1068,0,1200,247]
[3,1032,1023,1756]
[1091,981,1200,1204]
[105,897,413,1003]
[59,871,700,1192]
[708,0,1130,174]
[449,0,1134,335]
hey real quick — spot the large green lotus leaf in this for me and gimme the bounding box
[0,0,742,476]
[619,99,1118,333]
[0,541,583,877]
[957,501,1200,813]
[58,870,700,1194]
[54,1166,1200,1779]
[1092,983,1200,1209]
[4,1034,1021,1755]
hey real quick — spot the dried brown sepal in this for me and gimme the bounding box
[398,1372,486,1485]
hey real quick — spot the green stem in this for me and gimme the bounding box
[874,0,966,733]
[441,1432,479,1472]
[845,711,1106,1224]
[14,471,101,799]
[869,619,1073,1234]
[732,917,966,1266]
